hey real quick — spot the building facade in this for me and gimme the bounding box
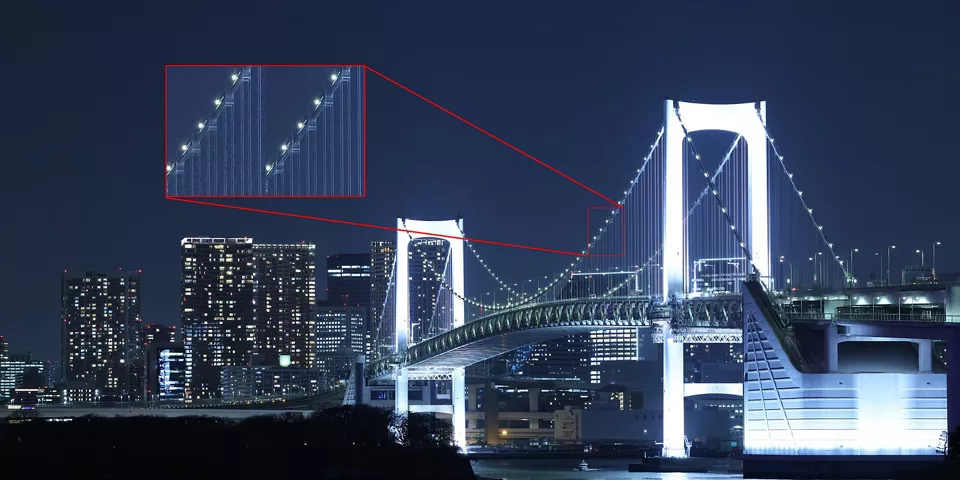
[406,238,450,344]
[315,305,365,382]
[61,270,142,401]
[180,238,257,402]
[146,343,186,404]
[0,353,45,401]
[370,240,396,358]
[221,365,325,401]
[143,324,177,348]
[253,243,317,367]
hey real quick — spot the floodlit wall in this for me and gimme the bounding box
[743,290,947,455]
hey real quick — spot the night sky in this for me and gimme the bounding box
[2,2,957,361]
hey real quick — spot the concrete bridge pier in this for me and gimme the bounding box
[659,320,687,458]
[453,367,466,451]
[395,367,409,414]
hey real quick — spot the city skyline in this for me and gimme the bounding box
[3,2,957,368]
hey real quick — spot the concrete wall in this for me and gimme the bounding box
[743,288,947,456]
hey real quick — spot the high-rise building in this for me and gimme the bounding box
[61,270,142,401]
[180,237,257,402]
[407,238,450,344]
[0,334,8,361]
[221,365,325,401]
[253,243,317,368]
[315,305,365,382]
[0,353,45,401]
[325,253,371,308]
[325,253,371,357]
[370,240,396,358]
[146,343,186,405]
[143,324,177,348]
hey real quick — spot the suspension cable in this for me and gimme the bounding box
[754,107,851,280]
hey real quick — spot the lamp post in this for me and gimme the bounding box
[780,256,793,290]
[916,249,924,267]
[933,242,941,278]
[850,248,859,284]
[887,245,896,286]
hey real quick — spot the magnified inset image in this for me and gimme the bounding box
[165,64,364,198]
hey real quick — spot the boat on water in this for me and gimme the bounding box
[576,460,589,471]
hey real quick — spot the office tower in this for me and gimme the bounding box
[588,329,639,383]
[146,343,186,404]
[370,240,396,358]
[221,364,325,401]
[180,237,257,402]
[143,324,178,347]
[315,305,365,381]
[325,253,371,307]
[0,334,7,361]
[325,253,371,357]
[407,238,450,344]
[253,243,317,368]
[0,353,45,401]
[61,270,142,402]
[43,360,62,388]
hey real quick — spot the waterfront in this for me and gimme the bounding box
[470,458,748,480]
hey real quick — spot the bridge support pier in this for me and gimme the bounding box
[660,321,687,458]
[825,324,840,372]
[917,339,932,372]
[452,367,466,451]
[395,367,409,414]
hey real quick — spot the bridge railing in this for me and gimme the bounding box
[784,312,960,324]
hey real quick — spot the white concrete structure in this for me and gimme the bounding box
[394,218,467,451]
[661,100,769,458]
[743,282,947,456]
[663,100,769,298]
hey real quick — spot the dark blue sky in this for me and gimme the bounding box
[2,1,957,360]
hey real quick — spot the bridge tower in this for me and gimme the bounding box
[394,218,466,451]
[660,100,769,458]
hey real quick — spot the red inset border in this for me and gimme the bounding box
[164,64,366,199]
[585,206,626,257]
[166,65,624,257]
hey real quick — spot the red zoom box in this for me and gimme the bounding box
[585,206,626,257]
[164,64,366,199]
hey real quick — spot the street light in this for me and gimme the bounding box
[779,256,793,289]
[887,245,896,286]
[933,241,942,277]
[850,248,859,284]
[916,249,924,267]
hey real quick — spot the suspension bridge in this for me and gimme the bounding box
[351,99,957,458]
[166,65,363,197]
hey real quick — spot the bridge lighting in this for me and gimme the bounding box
[297,122,304,129]
[829,243,833,248]
[231,73,239,82]
[166,164,173,172]
[721,207,727,213]
[808,208,813,213]
[214,98,222,106]
[818,226,823,230]
[281,144,288,151]
[314,98,321,106]
[266,164,272,172]
[788,173,794,179]
[181,144,188,152]
[331,72,338,81]
[797,191,803,196]
[197,122,204,130]
[730,225,736,230]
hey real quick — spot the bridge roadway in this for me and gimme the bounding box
[368,285,957,380]
[368,295,743,379]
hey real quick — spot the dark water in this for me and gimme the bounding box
[470,458,750,480]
